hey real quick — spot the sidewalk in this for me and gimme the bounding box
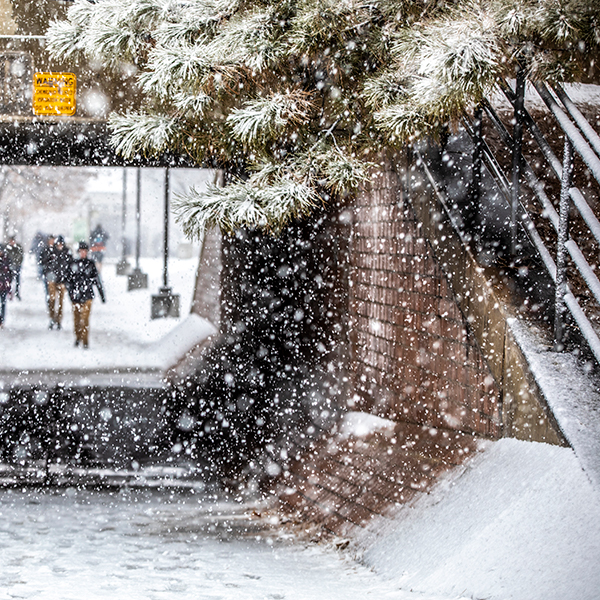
[0,255,216,388]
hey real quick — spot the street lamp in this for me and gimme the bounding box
[127,167,148,290]
[151,166,180,318]
[116,167,130,275]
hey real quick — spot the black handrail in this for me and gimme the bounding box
[461,79,600,363]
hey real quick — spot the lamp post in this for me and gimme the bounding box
[127,167,148,290]
[151,166,180,318]
[116,168,131,275]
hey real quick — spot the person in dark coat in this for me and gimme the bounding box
[67,242,105,348]
[0,245,13,328]
[39,233,56,310]
[89,224,109,271]
[44,235,72,330]
[6,236,24,300]
[40,234,73,329]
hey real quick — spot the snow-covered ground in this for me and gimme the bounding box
[0,438,598,600]
[0,488,442,600]
[356,437,600,600]
[0,255,216,386]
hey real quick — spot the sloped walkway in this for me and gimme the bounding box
[0,256,216,389]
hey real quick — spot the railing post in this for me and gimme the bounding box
[150,166,180,319]
[163,166,170,289]
[468,105,483,232]
[554,138,574,350]
[135,167,142,271]
[510,66,526,256]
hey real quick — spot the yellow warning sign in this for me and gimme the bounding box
[32,72,76,116]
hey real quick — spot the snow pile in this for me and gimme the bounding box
[357,438,600,600]
[149,312,216,369]
[337,411,396,440]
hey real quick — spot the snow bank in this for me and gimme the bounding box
[0,257,216,385]
[357,438,600,600]
[149,312,216,369]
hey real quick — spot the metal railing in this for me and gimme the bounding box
[460,76,600,363]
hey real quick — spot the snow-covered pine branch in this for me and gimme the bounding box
[109,112,181,159]
[363,70,411,109]
[370,7,502,139]
[259,178,320,230]
[45,19,86,62]
[46,0,600,236]
[174,175,318,235]
[227,92,313,147]
[174,182,268,236]
[46,0,95,61]
[288,0,376,55]
[173,91,213,116]
[374,104,432,142]
[315,149,373,194]
[208,7,284,73]
[138,41,216,97]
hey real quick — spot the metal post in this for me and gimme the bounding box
[510,66,526,256]
[135,167,141,270]
[151,166,180,318]
[127,167,148,290]
[468,105,483,233]
[116,168,130,275]
[554,138,574,350]
[2,206,8,243]
[163,166,170,288]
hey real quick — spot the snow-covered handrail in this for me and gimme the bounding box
[462,79,600,364]
[500,82,600,248]
[552,84,600,159]
[533,81,600,186]
[482,100,600,308]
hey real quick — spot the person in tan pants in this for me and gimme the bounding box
[41,235,72,330]
[66,242,105,348]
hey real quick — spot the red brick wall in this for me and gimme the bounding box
[348,158,501,439]
[273,155,503,536]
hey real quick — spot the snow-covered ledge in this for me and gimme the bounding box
[150,313,217,371]
[509,318,600,488]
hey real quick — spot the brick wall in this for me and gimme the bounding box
[348,156,501,438]
[276,420,482,537]
[273,153,504,536]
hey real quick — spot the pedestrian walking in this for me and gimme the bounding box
[89,224,109,271]
[67,242,105,348]
[5,235,24,300]
[40,234,58,328]
[30,231,47,280]
[0,245,13,329]
[42,235,72,330]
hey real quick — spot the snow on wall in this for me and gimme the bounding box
[508,318,600,488]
